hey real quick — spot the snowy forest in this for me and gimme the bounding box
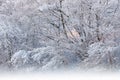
[0,0,120,72]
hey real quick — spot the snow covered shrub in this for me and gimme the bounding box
[11,46,81,71]
[11,46,56,70]
[11,50,31,68]
[82,42,116,71]
[10,45,85,71]
[0,17,23,65]
[113,46,120,69]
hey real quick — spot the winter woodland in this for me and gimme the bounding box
[0,0,120,72]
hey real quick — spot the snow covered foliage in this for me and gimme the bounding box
[0,16,23,65]
[82,42,114,70]
[0,0,120,72]
[11,46,81,71]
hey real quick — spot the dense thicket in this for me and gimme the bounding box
[0,0,120,71]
